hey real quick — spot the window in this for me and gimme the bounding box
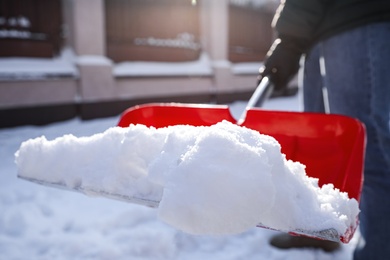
[0,0,62,58]
[105,0,201,62]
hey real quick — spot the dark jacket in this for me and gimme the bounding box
[273,0,390,50]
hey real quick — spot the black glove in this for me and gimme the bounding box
[259,36,307,91]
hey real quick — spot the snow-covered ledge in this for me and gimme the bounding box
[231,62,263,75]
[0,48,79,81]
[76,55,113,66]
[113,52,213,77]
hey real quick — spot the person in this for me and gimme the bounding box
[259,0,390,259]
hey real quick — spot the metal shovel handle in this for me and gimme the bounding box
[237,76,274,124]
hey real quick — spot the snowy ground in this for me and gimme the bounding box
[0,93,359,260]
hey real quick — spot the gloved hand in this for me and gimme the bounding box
[259,36,307,91]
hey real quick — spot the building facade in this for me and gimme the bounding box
[0,0,277,127]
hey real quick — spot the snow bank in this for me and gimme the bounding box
[15,121,359,237]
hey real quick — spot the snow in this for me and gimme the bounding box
[113,52,213,77]
[134,33,201,51]
[229,0,280,10]
[0,47,213,79]
[0,48,263,79]
[229,0,271,8]
[15,121,359,238]
[231,62,263,75]
[0,95,360,259]
[76,55,113,66]
[0,48,78,80]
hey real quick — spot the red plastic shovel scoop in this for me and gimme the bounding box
[118,77,366,243]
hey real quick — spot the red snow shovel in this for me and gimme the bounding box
[117,77,366,244]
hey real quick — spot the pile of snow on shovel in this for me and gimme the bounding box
[15,120,359,236]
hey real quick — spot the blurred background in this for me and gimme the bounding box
[0,0,282,128]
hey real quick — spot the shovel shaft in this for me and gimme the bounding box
[247,76,274,109]
[238,76,274,124]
